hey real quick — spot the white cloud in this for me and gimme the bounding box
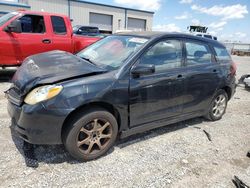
[209,31,217,36]
[191,4,248,20]
[216,27,223,31]
[235,32,247,38]
[175,12,190,20]
[153,24,181,32]
[191,19,201,25]
[218,32,248,42]
[179,0,193,4]
[114,0,161,11]
[209,21,227,29]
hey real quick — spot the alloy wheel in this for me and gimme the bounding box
[212,94,226,118]
[77,119,113,155]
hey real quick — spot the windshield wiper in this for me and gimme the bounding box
[80,57,97,65]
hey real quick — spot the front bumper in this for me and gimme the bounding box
[7,101,72,145]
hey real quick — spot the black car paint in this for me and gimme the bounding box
[11,50,106,95]
[7,32,236,144]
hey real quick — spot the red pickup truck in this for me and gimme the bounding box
[0,10,100,67]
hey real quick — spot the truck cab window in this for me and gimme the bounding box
[51,16,67,35]
[19,15,45,33]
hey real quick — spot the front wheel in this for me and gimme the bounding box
[63,108,118,161]
[205,90,228,121]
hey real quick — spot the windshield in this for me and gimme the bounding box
[0,12,18,27]
[77,35,148,70]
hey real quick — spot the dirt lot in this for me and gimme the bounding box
[0,56,249,187]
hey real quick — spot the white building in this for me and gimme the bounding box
[0,0,154,33]
[223,42,250,52]
[0,1,30,15]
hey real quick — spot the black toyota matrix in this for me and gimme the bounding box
[6,32,236,161]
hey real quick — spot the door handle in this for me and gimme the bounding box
[42,39,51,44]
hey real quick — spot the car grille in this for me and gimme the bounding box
[5,86,23,106]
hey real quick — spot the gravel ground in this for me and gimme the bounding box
[0,56,250,188]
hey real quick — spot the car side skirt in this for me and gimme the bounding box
[120,110,204,138]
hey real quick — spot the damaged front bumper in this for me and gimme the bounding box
[7,101,71,145]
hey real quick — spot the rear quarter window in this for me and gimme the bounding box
[214,46,231,62]
[51,16,67,35]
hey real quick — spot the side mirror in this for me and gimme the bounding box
[131,64,155,77]
[4,20,22,33]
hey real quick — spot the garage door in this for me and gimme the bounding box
[89,12,112,32]
[128,18,146,31]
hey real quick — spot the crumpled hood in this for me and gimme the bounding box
[12,50,105,94]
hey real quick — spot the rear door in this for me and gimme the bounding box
[50,15,73,53]
[129,38,185,127]
[182,39,221,115]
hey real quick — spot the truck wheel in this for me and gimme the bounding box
[204,90,228,121]
[63,108,118,161]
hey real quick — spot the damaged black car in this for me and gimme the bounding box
[6,32,236,161]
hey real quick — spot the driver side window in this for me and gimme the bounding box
[19,14,45,33]
[140,39,182,73]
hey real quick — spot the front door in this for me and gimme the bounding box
[129,39,185,127]
[3,14,52,65]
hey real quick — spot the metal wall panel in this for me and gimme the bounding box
[70,1,125,32]
[26,0,68,15]
[0,4,30,13]
[0,0,154,33]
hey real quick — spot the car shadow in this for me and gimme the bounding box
[10,117,205,168]
[116,117,204,148]
[10,124,76,168]
[0,69,16,82]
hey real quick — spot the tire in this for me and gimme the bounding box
[245,83,250,90]
[204,90,228,121]
[63,108,118,161]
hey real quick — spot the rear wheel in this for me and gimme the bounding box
[205,90,228,121]
[63,108,118,161]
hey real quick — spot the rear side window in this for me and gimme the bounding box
[19,15,45,33]
[214,46,231,62]
[185,41,212,65]
[51,16,67,34]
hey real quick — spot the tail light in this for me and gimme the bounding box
[230,62,237,76]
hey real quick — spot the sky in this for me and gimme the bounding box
[4,0,250,42]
